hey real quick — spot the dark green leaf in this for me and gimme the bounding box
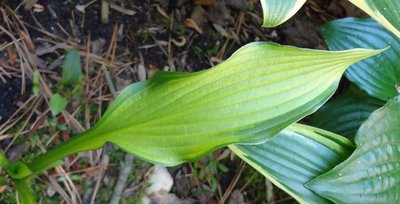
[320,17,400,101]
[230,124,354,204]
[307,96,400,203]
[309,85,384,141]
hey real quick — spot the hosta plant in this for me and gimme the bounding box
[0,0,399,203]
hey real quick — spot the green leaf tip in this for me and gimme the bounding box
[28,42,383,170]
[306,97,400,203]
[260,0,306,28]
[320,17,399,101]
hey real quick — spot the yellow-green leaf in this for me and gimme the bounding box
[27,42,381,173]
[260,0,306,27]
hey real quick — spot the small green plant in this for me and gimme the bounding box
[0,0,399,203]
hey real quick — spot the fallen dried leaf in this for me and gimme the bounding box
[184,18,203,33]
[22,0,37,10]
[19,31,35,52]
[6,46,16,65]
[0,186,7,193]
[156,4,170,20]
[190,6,208,30]
[212,24,239,43]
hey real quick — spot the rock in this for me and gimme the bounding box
[229,190,245,204]
[145,166,174,195]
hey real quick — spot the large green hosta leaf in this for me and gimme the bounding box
[307,96,400,203]
[349,0,400,38]
[230,124,354,204]
[27,42,381,173]
[309,85,384,141]
[260,0,306,27]
[321,17,400,101]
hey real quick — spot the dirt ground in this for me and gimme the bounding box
[0,0,366,203]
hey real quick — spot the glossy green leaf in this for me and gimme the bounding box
[260,0,306,27]
[230,124,354,204]
[14,179,35,204]
[349,0,400,38]
[307,96,400,203]
[321,17,400,101]
[49,93,68,116]
[27,42,381,173]
[62,48,83,85]
[309,85,384,141]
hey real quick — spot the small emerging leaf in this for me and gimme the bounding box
[62,48,83,85]
[307,96,400,203]
[260,0,306,27]
[28,42,381,173]
[33,71,39,96]
[348,0,400,38]
[230,124,354,204]
[321,18,400,101]
[50,93,68,116]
